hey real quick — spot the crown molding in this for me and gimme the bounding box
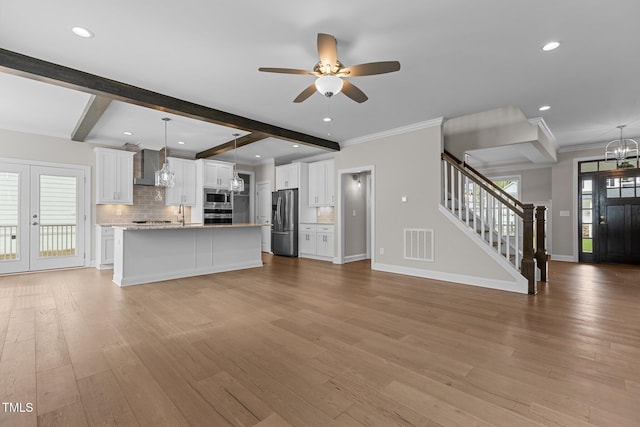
[528,117,557,149]
[557,140,607,154]
[473,160,555,175]
[341,117,444,148]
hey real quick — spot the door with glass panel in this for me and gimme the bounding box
[597,171,640,264]
[0,163,30,274]
[0,162,85,274]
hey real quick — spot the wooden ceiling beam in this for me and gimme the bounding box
[71,94,112,141]
[0,48,340,152]
[196,132,269,159]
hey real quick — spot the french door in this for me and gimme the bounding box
[0,162,86,274]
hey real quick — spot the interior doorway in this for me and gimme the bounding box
[337,166,374,264]
[0,160,87,274]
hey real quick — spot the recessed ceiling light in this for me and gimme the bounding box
[538,105,551,111]
[292,144,299,148]
[177,141,185,145]
[323,117,332,122]
[72,26,94,38]
[123,131,133,136]
[255,154,261,158]
[541,41,560,52]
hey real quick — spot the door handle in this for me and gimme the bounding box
[599,215,606,225]
[32,222,39,225]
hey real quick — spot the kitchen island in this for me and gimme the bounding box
[112,223,265,286]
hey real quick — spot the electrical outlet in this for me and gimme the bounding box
[116,209,122,216]
[379,247,385,255]
[352,209,356,217]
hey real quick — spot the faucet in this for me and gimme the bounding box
[178,203,185,226]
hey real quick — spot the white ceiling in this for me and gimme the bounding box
[1,0,639,165]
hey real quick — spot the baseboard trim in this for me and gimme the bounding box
[372,262,528,294]
[299,253,333,262]
[344,253,367,263]
[550,254,577,262]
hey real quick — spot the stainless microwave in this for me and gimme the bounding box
[204,189,230,204]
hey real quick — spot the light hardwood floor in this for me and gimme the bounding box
[1,255,639,426]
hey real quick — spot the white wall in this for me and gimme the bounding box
[255,159,275,191]
[0,128,96,169]
[335,122,526,292]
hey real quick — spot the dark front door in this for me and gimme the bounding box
[598,171,640,264]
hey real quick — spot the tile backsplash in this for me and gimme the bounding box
[317,206,335,224]
[96,185,191,224]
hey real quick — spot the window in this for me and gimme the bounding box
[580,178,594,254]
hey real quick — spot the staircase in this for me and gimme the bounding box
[441,151,547,294]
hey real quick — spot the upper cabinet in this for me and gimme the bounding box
[275,163,300,190]
[308,159,335,206]
[94,148,135,205]
[165,157,196,206]
[202,160,234,189]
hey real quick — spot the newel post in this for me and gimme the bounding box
[521,204,537,295]
[535,206,547,282]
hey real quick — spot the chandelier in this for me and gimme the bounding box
[605,125,639,166]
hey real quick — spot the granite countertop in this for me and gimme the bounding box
[111,223,269,231]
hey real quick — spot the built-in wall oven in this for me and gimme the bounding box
[203,189,232,224]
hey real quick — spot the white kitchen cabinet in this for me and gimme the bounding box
[165,157,196,206]
[317,224,334,258]
[299,224,317,256]
[325,160,335,205]
[308,159,334,206]
[299,223,333,261]
[95,225,114,269]
[94,148,135,205]
[276,163,299,190]
[202,160,234,189]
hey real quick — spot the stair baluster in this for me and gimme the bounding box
[441,151,544,294]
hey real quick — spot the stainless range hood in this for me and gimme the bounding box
[133,149,160,186]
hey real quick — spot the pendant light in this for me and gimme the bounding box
[605,125,639,167]
[228,133,245,192]
[155,117,175,187]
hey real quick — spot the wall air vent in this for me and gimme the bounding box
[404,228,434,261]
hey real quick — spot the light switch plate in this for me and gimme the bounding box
[559,210,570,217]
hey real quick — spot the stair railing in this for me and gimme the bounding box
[441,151,543,294]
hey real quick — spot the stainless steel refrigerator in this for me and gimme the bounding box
[271,188,298,256]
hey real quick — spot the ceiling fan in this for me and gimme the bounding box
[259,33,401,103]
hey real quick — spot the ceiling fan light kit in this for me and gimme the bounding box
[259,33,400,104]
[315,75,343,97]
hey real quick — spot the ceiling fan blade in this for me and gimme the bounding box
[341,61,401,76]
[317,33,338,67]
[293,83,317,103]
[341,80,368,103]
[258,67,313,75]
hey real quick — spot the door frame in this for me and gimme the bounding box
[256,180,272,253]
[0,157,91,271]
[336,165,376,264]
